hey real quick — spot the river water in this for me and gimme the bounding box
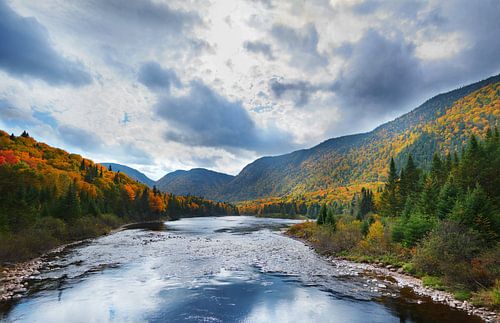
[0,216,482,322]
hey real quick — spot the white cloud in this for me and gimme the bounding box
[0,0,499,179]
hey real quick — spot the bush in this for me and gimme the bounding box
[357,220,392,256]
[287,221,317,239]
[413,221,484,289]
[99,213,123,228]
[392,212,435,247]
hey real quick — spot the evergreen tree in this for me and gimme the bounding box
[380,157,400,216]
[436,180,459,219]
[317,203,327,225]
[325,207,336,230]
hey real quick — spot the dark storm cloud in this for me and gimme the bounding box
[269,29,422,112]
[155,81,294,153]
[270,23,327,70]
[243,41,275,60]
[138,62,181,92]
[333,29,421,111]
[0,2,91,86]
[421,0,500,87]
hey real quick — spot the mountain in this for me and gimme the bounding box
[99,163,155,187]
[0,131,238,262]
[156,168,234,199]
[217,74,500,202]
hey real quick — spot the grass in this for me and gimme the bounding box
[454,290,471,301]
[422,276,446,290]
[471,280,500,310]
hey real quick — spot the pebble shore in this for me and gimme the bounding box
[328,257,499,323]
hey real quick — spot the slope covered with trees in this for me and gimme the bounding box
[221,74,500,203]
[0,132,237,262]
[156,168,234,199]
[289,130,500,309]
[99,163,155,187]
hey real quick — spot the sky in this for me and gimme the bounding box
[0,0,499,180]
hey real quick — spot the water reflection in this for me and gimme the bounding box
[2,216,481,322]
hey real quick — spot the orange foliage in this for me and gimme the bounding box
[123,184,136,201]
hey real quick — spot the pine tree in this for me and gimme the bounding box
[325,207,336,230]
[317,203,327,225]
[400,154,420,199]
[380,157,400,216]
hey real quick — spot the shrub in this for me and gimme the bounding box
[413,220,483,289]
[357,220,391,256]
[392,212,435,247]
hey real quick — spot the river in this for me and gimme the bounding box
[0,216,482,322]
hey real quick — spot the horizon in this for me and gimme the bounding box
[1,0,499,179]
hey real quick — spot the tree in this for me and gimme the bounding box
[317,203,327,225]
[451,184,498,243]
[380,158,400,216]
[400,154,420,199]
[325,207,336,230]
[359,187,374,218]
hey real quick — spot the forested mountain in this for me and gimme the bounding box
[100,162,155,187]
[156,168,234,199]
[0,132,237,262]
[219,74,500,202]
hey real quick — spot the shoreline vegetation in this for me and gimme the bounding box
[286,223,499,322]
[285,130,500,318]
[0,130,238,264]
[286,230,498,322]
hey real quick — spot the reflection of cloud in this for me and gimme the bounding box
[7,261,167,323]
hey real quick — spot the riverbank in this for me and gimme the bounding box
[286,226,499,322]
[0,219,166,302]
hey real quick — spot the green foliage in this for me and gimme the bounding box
[422,276,446,291]
[393,212,436,247]
[0,130,238,263]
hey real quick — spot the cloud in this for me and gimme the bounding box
[57,125,103,151]
[269,78,317,107]
[243,41,275,60]
[155,80,294,153]
[333,29,421,112]
[0,1,91,86]
[270,23,327,70]
[138,62,181,92]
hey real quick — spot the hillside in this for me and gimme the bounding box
[217,74,500,202]
[0,131,238,262]
[100,163,155,187]
[156,168,234,199]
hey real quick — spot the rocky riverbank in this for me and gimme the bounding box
[0,240,90,302]
[325,255,498,322]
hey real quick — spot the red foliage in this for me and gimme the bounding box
[0,150,20,165]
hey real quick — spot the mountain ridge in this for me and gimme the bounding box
[99,163,155,187]
[110,74,500,203]
[218,73,500,201]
